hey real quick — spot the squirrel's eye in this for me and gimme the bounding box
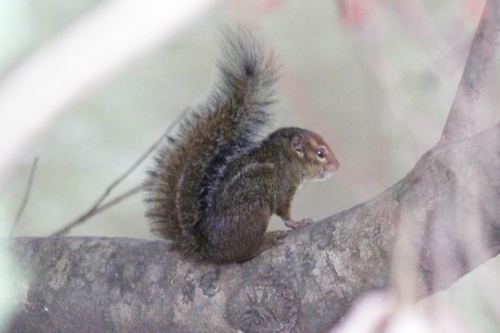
[317,146,327,159]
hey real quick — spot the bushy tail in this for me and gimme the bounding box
[144,29,278,256]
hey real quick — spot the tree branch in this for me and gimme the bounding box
[10,157,39,236]
[7,123,500,333]
[5,2,500,332]
[49,134,161,236]
[50,185,142,236]
[440,0,500,143]
[51,109,186,236]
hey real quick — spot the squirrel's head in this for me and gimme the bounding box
[271,127,340,181]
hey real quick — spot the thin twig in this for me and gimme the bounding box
[89,135,165,215]
[440,0,500,143]
[10,157,39,236]
[51,110,186,236]
[50,136,161,237]
[51,185,142,236]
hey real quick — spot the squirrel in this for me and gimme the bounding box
[144,29,339,263]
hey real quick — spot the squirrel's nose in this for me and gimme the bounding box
[329,157,340,172]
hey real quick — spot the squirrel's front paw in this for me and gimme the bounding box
[267,230,287,244]
[258,231,288,255]
[284,218,314,229]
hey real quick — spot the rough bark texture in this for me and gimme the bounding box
[441,0,500,142]
[6,123,500,333]
[5,1,500,331]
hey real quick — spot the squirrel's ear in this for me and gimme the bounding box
[291,134,304,158]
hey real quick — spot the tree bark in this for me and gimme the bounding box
[6,0,500,331]
[6,123,500,333]
[441,0,500,142]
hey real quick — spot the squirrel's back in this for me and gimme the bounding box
[144,30,278,256]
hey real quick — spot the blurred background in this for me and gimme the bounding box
[0,0,485,237]
[0,0,498,331]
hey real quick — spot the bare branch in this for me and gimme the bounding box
[10,157,39,236]
[89,135,162,213]
[7,123,500,333]
[51,110,186,236]
[440,0,500,143]
[49,137,160,237]
[51,185,142,236]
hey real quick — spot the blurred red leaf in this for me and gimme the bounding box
[258,0,287,13]
[464,0,485,21]
[338,0,375,29]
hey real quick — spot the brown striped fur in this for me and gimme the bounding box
[144,29,339,262]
